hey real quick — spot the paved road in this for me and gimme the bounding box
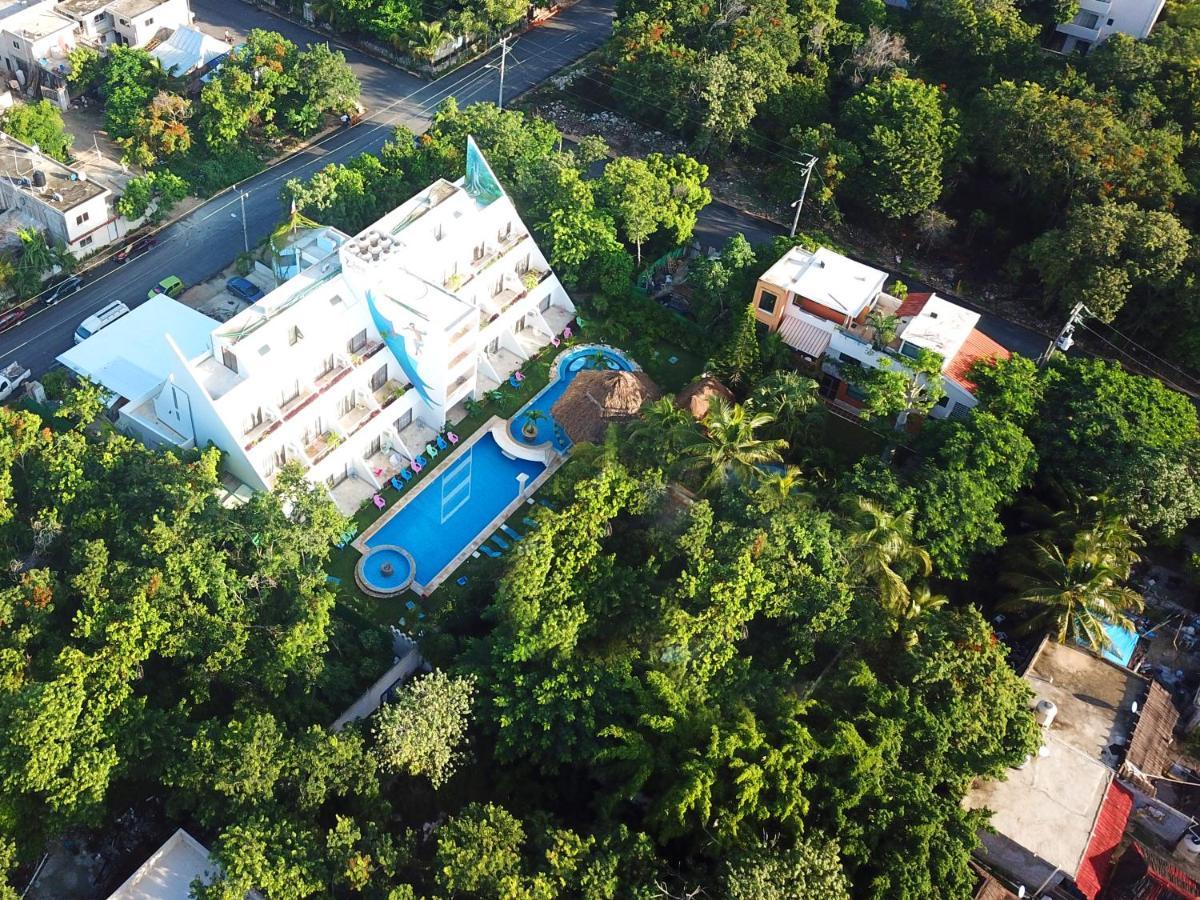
[0,0,615,377]
[0,0,1049,377]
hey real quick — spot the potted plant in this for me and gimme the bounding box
[521,409,546,441]
[521,270,539,291]
[447,273,464,291]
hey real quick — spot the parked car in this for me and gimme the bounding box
[0,361,31,402]
[0,308,26,333]
[114,236,157,263]
[226,276,264,302]
[148,275,185,300]
[43,275,83,306]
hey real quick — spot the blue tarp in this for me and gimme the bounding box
[1098,620,1139,667]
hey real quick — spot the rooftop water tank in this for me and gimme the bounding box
[31,170,46,188]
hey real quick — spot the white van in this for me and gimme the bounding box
[74,301,130,344]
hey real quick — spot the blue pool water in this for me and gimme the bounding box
[357,546,415,595]
[509,346,634,451]
[365,434,545,587]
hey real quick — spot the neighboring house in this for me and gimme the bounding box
[104,828,262,899]
[55,0,189,50]
[1052,0,1165,53]
[0,0,76,102]
[58,138,577,514]
[751,244,1010,424]
[964,639,1185,899]
[0,130,121,251]
[148,23,225,77]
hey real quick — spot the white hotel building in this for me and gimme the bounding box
[60,140,576,512]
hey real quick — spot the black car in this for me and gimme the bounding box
[43,276,83,305]
[114,236,157,263]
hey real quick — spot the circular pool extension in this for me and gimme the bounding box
[355,544,416,598]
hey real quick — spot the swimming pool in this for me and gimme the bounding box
[363,432,545,590]
[509,345,635,451]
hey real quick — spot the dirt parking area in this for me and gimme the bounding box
[181,263,275,322]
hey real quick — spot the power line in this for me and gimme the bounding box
[1076,321,1198,397]
[1084,316,1200,395]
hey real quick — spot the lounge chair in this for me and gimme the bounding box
[372,494,386,509]
[390,476,405,491]
[522,517,540,530]
[414,454,428,468]
[425,442,439,458]
[500,524,523,541]
[400,467,414,481]
[326,575,342,585]
[508,375,521,389]
[447,431,459,444]
[479,544,502,558]
[491,533,510,550]
[436,434,448,451]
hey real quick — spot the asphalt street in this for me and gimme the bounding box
[0,0,616,377]
[0,0,1049,376]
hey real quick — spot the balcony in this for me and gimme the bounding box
[314,361,352,393]
[280,386,318,420]
[242,415,282,451]
[339,402,378,438]
[350,340,384,366]
[304,430,343,465]
[373,379,408,410]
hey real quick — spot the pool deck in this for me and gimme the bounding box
[354,417,565,596]
[351,344,640,597]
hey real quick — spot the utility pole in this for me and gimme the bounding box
[1039,301,1086,366]
[497,36,510,110]
[789,154,818,238]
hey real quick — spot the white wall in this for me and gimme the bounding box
[111,0,189,46]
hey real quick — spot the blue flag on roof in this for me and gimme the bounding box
[464,135,503,205]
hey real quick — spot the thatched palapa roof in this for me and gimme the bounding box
[675,375,734,420]
[550,370,662,444]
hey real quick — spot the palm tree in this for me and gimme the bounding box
[749,370,820,445]
[677,397,786,493]
[405,21,447,64]
[842,497,932,616]
[895,583,948,646]
[1000,540,1144,652]
[754,465,812,510]
[627,396,695,462]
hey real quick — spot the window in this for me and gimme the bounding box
[272,447,288,471]
[757,290,778,316]
[348,329,367,353]
[434,224,444,240]
[93,12,105,22]
[289,325,302,346]
[303,418,325,446]
[364,435,381,459]
[517,253,530,275]
[280,379,300,406]
[935,395,950,408]
[837,352,861,367]
[143,16,153,25]
[338,393,355,416]
[318,354,335,377]
[539,296,551,312]
[494,274,504,296]
[75,212,89,225]
[846,382,868,402]
[370,364,388,391]
[899,341,922,361]
[394,409,412,432]
[1074,10,1100,27]
[12,41,19,50]
[327,463,349,488]
[473,243,485,262]
[222,347,238,373]
[78,235,93,248]
[499,221,512,241]
[244,408,264,434]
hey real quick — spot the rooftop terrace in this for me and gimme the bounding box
[0,132,106,209]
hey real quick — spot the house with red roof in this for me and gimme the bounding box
[750,245,1011,425]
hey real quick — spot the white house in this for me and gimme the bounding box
[0,130,121,252]
[1053,0,1165,53]
[104,828,261,900]
[751,244,1010,424]
[0,0,76,94]
[59,139,577,513]
[55,0,190,50]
